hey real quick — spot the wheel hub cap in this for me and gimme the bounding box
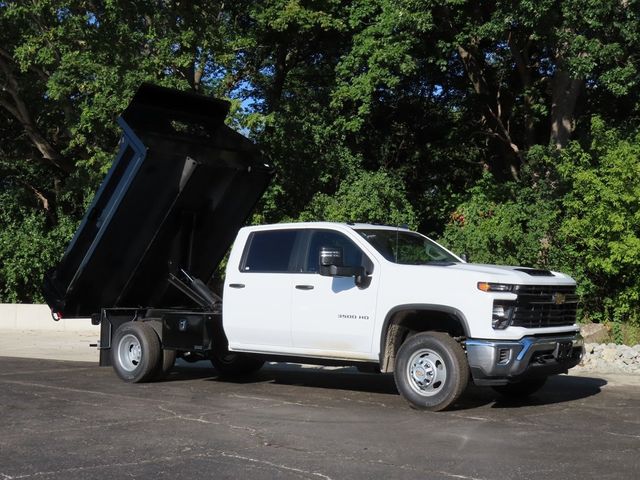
[117,334,142,372]
[406,348,447,397]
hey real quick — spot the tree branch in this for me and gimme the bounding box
[457,43,523,179]
[0,55,73,173]
[15,177,52,213]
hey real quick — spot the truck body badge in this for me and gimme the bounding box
[179,319,188,331]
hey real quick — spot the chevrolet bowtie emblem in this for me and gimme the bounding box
[553,293,566,305]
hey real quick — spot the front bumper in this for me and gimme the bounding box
[465,333,584,386]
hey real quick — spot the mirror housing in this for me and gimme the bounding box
[319,246,343,269]
[319,246,366,286]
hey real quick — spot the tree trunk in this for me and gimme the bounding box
[550,66,582,149]
[267,43,290,114]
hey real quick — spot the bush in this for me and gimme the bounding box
[557,118,640,325]
[0,211,76,303]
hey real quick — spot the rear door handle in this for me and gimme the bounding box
[229,283,245,289]
[295,285,314,290]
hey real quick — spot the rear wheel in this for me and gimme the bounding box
[153,348,177,380]
[492,377,547,399]
[111,321,161,383]
[394,332,469,411]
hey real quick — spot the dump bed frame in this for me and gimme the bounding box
[43,84,273,318]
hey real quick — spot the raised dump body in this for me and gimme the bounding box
[43,84,273,318]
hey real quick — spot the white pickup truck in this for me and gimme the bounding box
[43,85,584,411]
[221,222,583,410]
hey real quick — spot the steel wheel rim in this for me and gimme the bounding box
[406,348,447,397]
[117,333,142,372]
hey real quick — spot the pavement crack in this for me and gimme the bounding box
[227,393,327,409]
[156,405,276,447]
[605,431,640,439]
[157,405,220,425]
[3,450,332,480]
[0,367,95,377]
[340,396,389,408]
[436,472,487,480]
[0,379,154,403]
[219,452,333,479]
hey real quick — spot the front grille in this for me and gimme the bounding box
[510,285,578,328]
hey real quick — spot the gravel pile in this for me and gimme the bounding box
[580,343,640,374]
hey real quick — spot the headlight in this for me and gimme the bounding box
[492,301,514,329]
[478,282,514,292]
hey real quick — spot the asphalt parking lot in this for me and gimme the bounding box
[0,356,638,480]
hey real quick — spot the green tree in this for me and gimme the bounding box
[558,118,640,324]
[0,0,250,301]
[299,169,418,228]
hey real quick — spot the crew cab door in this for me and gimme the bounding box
[291,229,378,357]
[223,229,304,349]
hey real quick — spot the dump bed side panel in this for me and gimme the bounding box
[43,84,272,317]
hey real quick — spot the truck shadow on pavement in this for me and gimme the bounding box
[457,375,608,410]
[170,361,607,410]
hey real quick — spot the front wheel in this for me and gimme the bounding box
[111,321,161,383]
[492,377,547,399]
[394,332,469,411]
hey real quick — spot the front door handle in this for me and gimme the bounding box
[295,285,314,290]
[229,283,245,289]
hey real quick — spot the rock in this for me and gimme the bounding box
[621,347,637,360]
[573,340,640,373]
[601,347,618,363]
[580,323,609,343]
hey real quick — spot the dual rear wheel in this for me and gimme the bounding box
[111,321,175,383]
[110,321,262,383]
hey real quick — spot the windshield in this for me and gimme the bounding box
[356,229,459,265]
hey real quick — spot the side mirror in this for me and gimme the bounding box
[460,252,469,263]
[319,246,366,286]
[319,246,343,269]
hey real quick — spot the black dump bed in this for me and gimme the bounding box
[43,84,273,317]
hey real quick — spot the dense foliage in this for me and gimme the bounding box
[442,120,640,328]
[1,0,639,326]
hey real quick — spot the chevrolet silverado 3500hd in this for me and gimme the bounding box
[43,84,584,411]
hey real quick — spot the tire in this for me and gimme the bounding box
[492,377,547,399]
[152,348,177,381]
[210,349,264,377]
[394,332,469,411]
[111,321,161,383]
